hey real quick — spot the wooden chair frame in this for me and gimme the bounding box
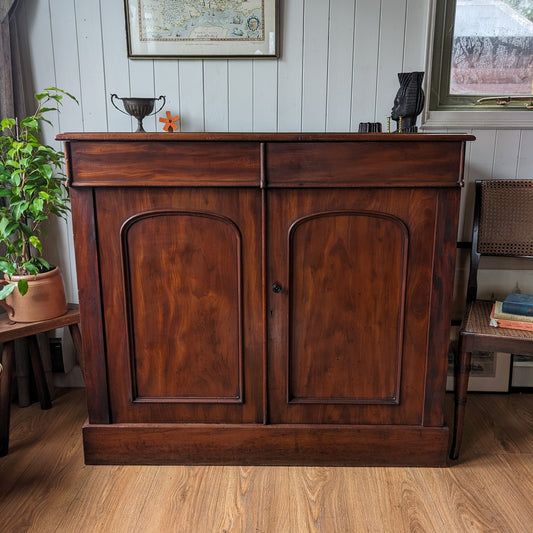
[451,179,533,459]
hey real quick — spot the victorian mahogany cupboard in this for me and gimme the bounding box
[58,132,474,466]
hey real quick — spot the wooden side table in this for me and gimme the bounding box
[0,304,82,456]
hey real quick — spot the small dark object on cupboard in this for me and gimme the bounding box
[391,72,425,133]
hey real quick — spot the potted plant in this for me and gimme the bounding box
[0,87,77,322]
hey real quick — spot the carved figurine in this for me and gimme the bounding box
[391,72,425,133]
[159,110,180,132]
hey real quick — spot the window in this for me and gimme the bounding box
[430,0,533,110]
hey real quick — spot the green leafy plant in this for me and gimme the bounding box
[0,87,78,300]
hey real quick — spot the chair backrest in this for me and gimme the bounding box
[466,179,533,303]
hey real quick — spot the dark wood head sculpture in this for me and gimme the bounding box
[391,72,425,132]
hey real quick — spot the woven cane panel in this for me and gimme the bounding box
[478,180,533,256]
[466,300,533,339]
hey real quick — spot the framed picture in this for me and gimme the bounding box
[124,0,278,59]
[447,339,512,392]
[511,354,533,388]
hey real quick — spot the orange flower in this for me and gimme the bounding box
[159,110,180,132]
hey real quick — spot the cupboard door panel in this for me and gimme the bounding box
[268,188,438,425]
[289,211,407,404]
[95,188,263,424]
[123,211,242,401]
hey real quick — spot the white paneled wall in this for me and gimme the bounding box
[18,0,434,137]
[13,0,533,307]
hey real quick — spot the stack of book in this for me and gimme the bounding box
[490,293,533,331]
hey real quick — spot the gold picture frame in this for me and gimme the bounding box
[124,0,279,59]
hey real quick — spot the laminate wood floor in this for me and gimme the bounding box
[1,388,532,532]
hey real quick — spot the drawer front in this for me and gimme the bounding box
[69,141,261,186]
[266,141,464,187]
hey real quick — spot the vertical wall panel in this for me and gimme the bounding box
[228,61,253,131]
[468,130,498,179]
[129,60,157,131]
[13,3,33,114]
[24,1,74,303]
[376,0,408,125]
[179,60,205,132]
[74,0,107,132]
[101,0,132,132]
[253,60,278,132]
[403,0,431,72]
[326,0,355,132]
[277,0,304,132]
[301,0,330,131]
[351,0,381,126]
[517,130,533,177]
[154,60,180,132]
[49,0,83,303]
[493,130,521,179]
[49,0,83,134]
[24,0,55,136]
[204,60,229,132]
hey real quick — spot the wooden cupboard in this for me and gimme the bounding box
[58,132,474,466]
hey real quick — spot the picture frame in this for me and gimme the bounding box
[511,354,533,388]
[124,0,278,59]
[447,335,512,392]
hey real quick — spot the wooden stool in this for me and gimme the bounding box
[0,303,82,456]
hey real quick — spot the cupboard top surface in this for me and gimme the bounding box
[57,132,475,142]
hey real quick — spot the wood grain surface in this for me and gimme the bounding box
[65,134,469,465]
[1,389,532,532]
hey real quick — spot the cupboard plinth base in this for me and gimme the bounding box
[82,421,449,467]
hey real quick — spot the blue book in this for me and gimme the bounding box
[502,293,533,317]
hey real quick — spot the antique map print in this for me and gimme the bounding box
[137,0,265,42]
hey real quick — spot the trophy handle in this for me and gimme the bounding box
[153,95,166,116]
[110,94,129,116]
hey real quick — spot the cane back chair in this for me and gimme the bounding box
[451,179,533,459]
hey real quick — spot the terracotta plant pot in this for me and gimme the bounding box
[2,267,67,323]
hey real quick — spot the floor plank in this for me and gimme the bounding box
[0,388,532,532]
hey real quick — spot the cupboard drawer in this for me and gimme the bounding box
[69,141,261,186]
[266,141,464,187]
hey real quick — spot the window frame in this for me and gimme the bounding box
[424,0,533,129]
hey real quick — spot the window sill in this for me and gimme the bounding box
[421,109,533,131]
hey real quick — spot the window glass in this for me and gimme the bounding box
[450,0,533,96]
